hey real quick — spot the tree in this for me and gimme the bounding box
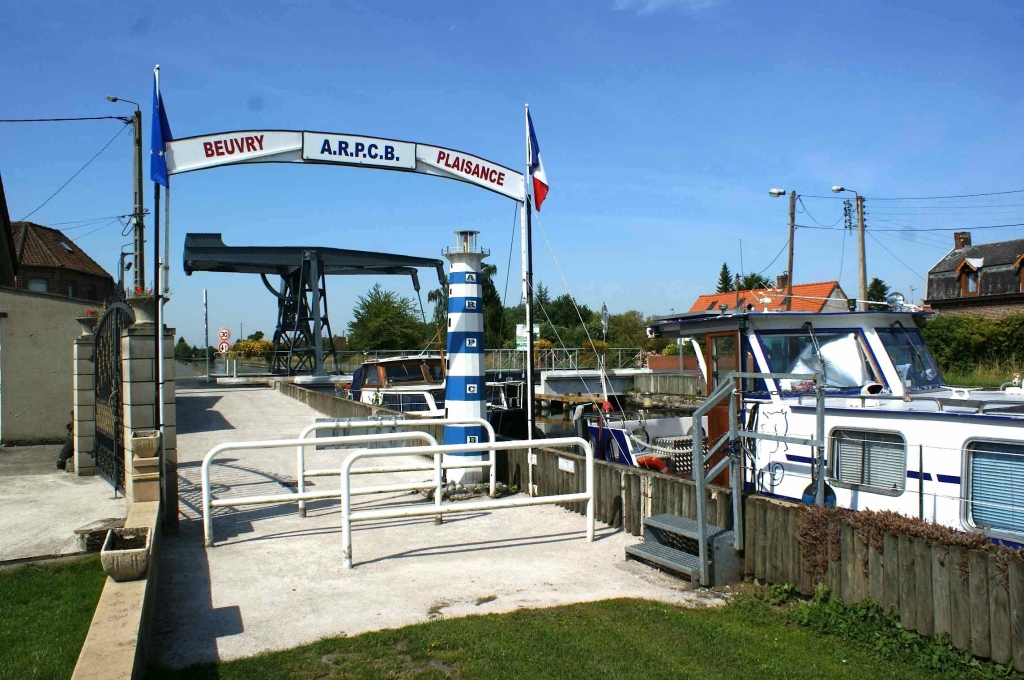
[174,336,192,360]
[867,277,891,304]
[739,272,771,290]
[246,330,265,342]
[716,263,734,293]
[347,284,425,351]
[607,310,648,347]
[545,293,593,328]
[535,281,551,307]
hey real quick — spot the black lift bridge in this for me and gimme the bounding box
[183,233,445,376]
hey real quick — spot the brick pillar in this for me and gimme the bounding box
[73,334,96,475]
[120,323,176,521]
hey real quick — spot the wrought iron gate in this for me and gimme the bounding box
[93,302,134,491]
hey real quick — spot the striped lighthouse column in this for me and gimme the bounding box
[443,231,488,485]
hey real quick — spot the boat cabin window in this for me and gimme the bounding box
[363,367,382,387]
[967,441,1024,536]
[831,429,906,495]
[875,326,943,390]
[425,361,444,382]
[758,331,879,392]
[429,389,445,411]
[381,393,431,412]
[384,362,436,384]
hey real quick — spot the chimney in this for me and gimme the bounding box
[954,231,972,249]
[776,271,789,290]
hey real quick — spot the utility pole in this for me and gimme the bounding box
[204,289,210,383]
[856,195,867,311]
[108,96,145,290]
[786,191,796,311]
[131,109,145,290]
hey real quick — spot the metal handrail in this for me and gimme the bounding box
[295,416,498,516]
[340,436,594,568]
[689,371,824,587]
[201,431,439,546]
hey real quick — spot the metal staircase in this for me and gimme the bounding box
[625,371,825,587]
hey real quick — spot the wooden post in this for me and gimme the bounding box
[828,517,842,596]
[841,523,855,604]
[852,530,869,602]
[882,532,900,613]
[932,544,952,638]
[868,542,883,603]
[744,496,755,576]
[915,539,934,638]
[755,500,767,582]
[970,550,991,659]
[898,534,917,631]
[765,503,778,583]
[989,554,1012,666]
[1009,558,1024,672]
[949,545,971,650]
[787,507,801,588]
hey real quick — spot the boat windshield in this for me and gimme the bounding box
[875,326,944,390]
[384,362,427,384]
[759,330,880,392]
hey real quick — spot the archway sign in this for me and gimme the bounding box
[163,124,539,456]
[165,130,524,202]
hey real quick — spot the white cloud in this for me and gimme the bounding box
[612,0,724,15]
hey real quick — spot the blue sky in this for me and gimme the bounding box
[2,0,1022,347]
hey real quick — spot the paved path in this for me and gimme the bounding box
[0,444,125,561]
[153,386,718,669]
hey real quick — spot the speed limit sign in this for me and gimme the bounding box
[217,327,231,342]
[217,341,231,355]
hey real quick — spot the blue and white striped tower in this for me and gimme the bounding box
[443,230,488,484]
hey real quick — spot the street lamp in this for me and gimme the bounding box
[832,185,867,310]
[769,188,798,310]
[118,243,135,297]
[107,95,145,290]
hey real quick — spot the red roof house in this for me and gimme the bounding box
[689,276,848,314]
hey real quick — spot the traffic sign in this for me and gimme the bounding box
[217,327,231,342]
[217,341,231,355]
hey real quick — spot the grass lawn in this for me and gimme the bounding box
[0,556,107,680]
[149,597,959,680]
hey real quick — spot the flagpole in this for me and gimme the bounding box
[521,103,536,494]
[153,64,167,528]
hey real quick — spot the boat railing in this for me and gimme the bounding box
[794,392,1024,415]
[688,371,825,587]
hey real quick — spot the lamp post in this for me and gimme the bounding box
[118,243,134,298]
[769,188,798,311]
[832,186,867,311]
[106,96,145,291]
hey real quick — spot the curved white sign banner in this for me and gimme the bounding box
[165,130,524,202]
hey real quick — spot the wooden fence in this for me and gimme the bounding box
[746,495,1024,670]
[634,372,700,396]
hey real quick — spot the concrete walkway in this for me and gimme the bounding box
[153,385,718,669]
[0,444,125,561]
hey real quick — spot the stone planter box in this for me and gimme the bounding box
[100,527,151,582]
[127,294,156,324]
[75,316,99,337]
[131,430,161,458]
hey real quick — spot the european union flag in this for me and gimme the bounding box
[150,65,173,187]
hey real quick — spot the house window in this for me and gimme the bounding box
[831,429,906,494]
[968,441,1024,536]
[27,278,48,293]
[706,300,718,311]
[68,283,76,298]
[961,270,979,296]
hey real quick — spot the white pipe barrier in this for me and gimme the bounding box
[296,417,498,516]
[202,431,438,547]
[341,436,594,569]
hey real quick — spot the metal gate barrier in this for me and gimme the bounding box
[92,302,135,492]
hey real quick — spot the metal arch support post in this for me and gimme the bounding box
[341,436,593,569]
[729,378,743,552]
[295,417,498,517]
[201,430,438,547]
[814,372,826,506]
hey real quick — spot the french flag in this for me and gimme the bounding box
[528,111,549,211]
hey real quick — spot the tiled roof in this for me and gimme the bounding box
[689,281,842,313]
[929,238,1024,274]
[12,221,112,278]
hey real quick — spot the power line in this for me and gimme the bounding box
[70,217,124,242]
[796,196,843,228]
[867,232,925,280]
[752,237,790,277]
[0,116,128,123]
[19,123,130,221]
[801,188,1024,201]
[46,213,136,228]
[796,221,1024,233]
